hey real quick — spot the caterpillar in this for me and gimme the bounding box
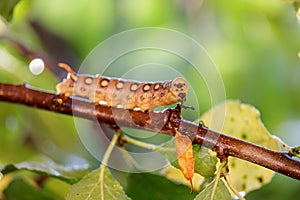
[56,63,189,111]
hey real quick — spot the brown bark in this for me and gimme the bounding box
[0,82,300,180]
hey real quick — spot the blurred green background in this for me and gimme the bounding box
[0,0,300,199]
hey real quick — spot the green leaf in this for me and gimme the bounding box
[200,100,279,194]
[1,157,90,184]
[3,178,59,200]
[126,172,197,200]
[193,145,217,178]
[194,179,231,200]
[66,168,131,200]
[0,0,20,21]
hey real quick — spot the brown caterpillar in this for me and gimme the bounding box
[56,63,189,111]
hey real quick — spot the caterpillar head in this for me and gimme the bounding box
[170,77,189,103]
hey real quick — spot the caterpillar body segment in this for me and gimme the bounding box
[56,63,189,111]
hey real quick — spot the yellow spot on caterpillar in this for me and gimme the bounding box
[57,98,63,104]
[154,84,160,90]
[84,77,93,85]
[130,84,138,91]
[143,84,151,92]
[116,82,124,89]
[100,79,109,87]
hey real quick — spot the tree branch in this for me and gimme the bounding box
[0,82,300,180]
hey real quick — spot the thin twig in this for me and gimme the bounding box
[124,135,174,152]
[99,131,120,200]
[210,161,226,200]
